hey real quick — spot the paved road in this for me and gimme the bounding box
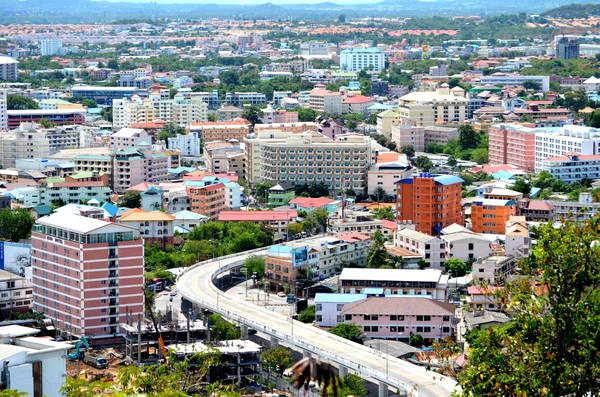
[177,250,458,397]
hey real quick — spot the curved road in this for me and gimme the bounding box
[177,249,458,397]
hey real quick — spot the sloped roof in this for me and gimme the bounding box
[341,297,454,316]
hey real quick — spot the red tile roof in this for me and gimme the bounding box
[382,220,398,230]
[218,210,298,222]
[341,297,454,316]
[333,232,371,243]
[343,95,374,104]
[526,201,555,211]
[467,286,504,295]
[289,197,336,208]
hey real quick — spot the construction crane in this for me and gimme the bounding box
[68,336,89,360]
[143,288,169,362]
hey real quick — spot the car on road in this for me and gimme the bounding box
[169,290,178,297]
[277,292,286,298]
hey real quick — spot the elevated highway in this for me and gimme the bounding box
[177,248,458,397]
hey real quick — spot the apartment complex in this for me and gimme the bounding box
[31,214,144,340]
[338,268,449,301]
[391,124,459,152]
[10,174,111,206]
[119,209,175,248]
[245,128,296,185]
[224,92,267,107]
[168,131,202,157]
[204,141,245,179]
[480,74,550,91]
[394,227,446,269]
[254,122,318,135]
[470,199,517,234]
[556,36,580,60]
[188,120,250,143]
[309,86,343,115]
[0,123,50,167]
[534,125,600,172]
[187,183,226,219]
[0,270,33,319]
[40,38,63,55]
[340,48,385,72]
[112,147,169,194]
[396,174,463,235]
[0,89,7,131]
[488,124,537,171]
[396,85,468,127]
[111,128,152,149]
[342,95,375,115]
[0,56,18,81]
[260,133,376,193]
[539,153,600,183]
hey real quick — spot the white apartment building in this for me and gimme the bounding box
[329,210,385,237]
[397,85,468,127]
[300,41,331,57]
[340,48,385,72]
[110,128,152,149]
[260,133,375,193]
[309,86,343,115]
[171,94,209,126]
[394,227,446,269]
[315,293,367,327]
[480,74,550,91]
[540,153,600,183]
[225,92,267,107]
[40,38,63,55]
[112,96,156,130]
[168,131,202,157]
[534,125,600,172]
[367,158,413,195]
[338,268,449,301]
[0,57,18,81]
[204,141,245,178]
[472,255,518,285]
[0,123,50,168]
[0,270,33,314]
[0,89,7,131]
[244,128,295,185]
[441,231,492,263]
[44,125,96,153]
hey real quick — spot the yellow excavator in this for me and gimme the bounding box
[143,288,169,362]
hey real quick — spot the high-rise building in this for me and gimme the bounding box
[340,48,385,72]
[397,85,468,127]
[556,36,580,60]
[0,123,50,167]
[0,89,7,131]
[40,39,63,56]
[168,131,202,157]
[534,125,600,172]
[396,174,463,235]
[0,56,18,81]
[489,123,537,171]
[31,213,144,341]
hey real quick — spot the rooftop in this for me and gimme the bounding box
[341,296,454,316]
[218,210,297,222]
[339,268,446,283]
[119,208,174,222]
[36,213,136,235]
[314,293,367,304]
[289,197,337,208]
[396,228,439,243]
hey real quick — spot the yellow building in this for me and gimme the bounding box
[397,84,468,127]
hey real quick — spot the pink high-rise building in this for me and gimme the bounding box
[31,213,144,343]
[488,124,537,171]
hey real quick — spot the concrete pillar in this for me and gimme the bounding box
[270,336,279,347]
[378,381,388,397]
[240,324,249,340]
[339,365,348,378]
[302,349,311,359]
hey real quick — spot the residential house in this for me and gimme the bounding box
[119,208,175,248]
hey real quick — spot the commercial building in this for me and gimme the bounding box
[315,293,367,327]
[340,48,385,72]
[244,128,295,185]
[309,86,343,115]
[540,153,600,183]
[470,199,517,234]
[187,183,226,219]
[0,123,50,167]
[338,268,449,301]
[0,56,19,81]
[534,125,600,172]
[480,74,550,92]
[31,213,144,340]
[7,109,86,130]
[488,124,537,171]
[0,89,7,131]
[340,297,455,340]
[224,92,267,107]
[267,182,296,208]
[396,174,463,235]
[342,95,375,115]
[396,85,468,127]
[216,106,244,121]
[119,208,175,248]
[304,232,371,278]
[329,210,386,237]
[188,120,250,143]
[393,227,446,269]
[556,36,579,60]
[40,38,63,55]
[0,325,72,397]
[254,122,318,135]
[71,86,138,107]
[300,41,331,57]
[260,133,376,193]
[265,244,312,292]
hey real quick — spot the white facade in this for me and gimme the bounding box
[111,128,151,149]
[168,131,202,157]
[539,153,600,183]
[340,48,385,72]
[534,125,600,172]
[300,41,330,57]
[224,182,244,210]
[0,89,7,131]
[441,231,492,263]
[314,293,367,327]
[0,124,50,168]
[367,159,412,195]
[40,39,63,55]
[480,74,550,91]
[0,270,33,311]
[0,57,18,81]
[393,227,446,269]
[305,234,371,278]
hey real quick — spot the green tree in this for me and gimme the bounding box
[209,314,240,341]
[367,230,390,268]
[298,108,318,122]
[447,156,458,168]
[444,258,468,277]
[262,346,294,375]
[338,14,346,23]
[287,222,303,238]
[470,148,489,164]
[241,105,263,127]
[415,155,434,172]
[512,178,531,195]
[342,113,362,130]
[372,206,395,221]
[256,182,274,203]
[312,208,330,232]
[37,117,55,128]
[522,80,541,91]
[7,95,39,110]
[0,207,34,242]
[588,110,600,128]
[564,90,588,112]
[298,305,316,323]
[457,217,600,396]
[459,124,479,150]
[417,258,429,269]
[332,374,367,397]
[399,145,415,158]
[408,333,424,347]
[243,255,265,279]
[329,323,365,344]
[107,59,119,70]
[119,190,142,208]
[158,130,170,142]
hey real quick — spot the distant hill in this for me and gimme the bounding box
[541,3,600,18]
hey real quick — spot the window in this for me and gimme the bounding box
[364,314,371,320]
[423,326,432,333]
[443,327,450,333]
[371,315,379,320]
[336,304,344,311]
[443,315,450,322]
[363,326,371,332]
[416,315,431,321]
[468,243,474,250]
[371,326,379,332]
[345,314,352,321]
[316,315,323,322]
[416,326,423,333]
[316,304,322,311]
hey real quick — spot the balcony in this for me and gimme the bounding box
[108,271,118,278]
[109,298,118,306]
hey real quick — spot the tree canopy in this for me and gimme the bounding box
[120,190,142,209]
[7,95,39,110]
[0,208,34,242]
[329,323,365,344]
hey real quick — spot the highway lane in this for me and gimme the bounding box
[177,250,458,397]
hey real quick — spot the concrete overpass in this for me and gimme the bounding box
[177,248,458,397]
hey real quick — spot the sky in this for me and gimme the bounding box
[99,0,382,4]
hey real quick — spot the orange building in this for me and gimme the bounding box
[396,174,463,235]
[470,199,517,234]
[187,183,226,219]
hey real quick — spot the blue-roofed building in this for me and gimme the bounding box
[101,202,118,218]
[396,174,464,235]
[168,166,197,179]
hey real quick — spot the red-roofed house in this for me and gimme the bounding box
[342,95,375,115]
[219,210,297,240]
[466,286,504,311]
[119,208,175,247]
[540,153,600,184]
[289,197,340,213]
[519,200,556,222]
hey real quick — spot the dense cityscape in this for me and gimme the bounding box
[0,1,599,396]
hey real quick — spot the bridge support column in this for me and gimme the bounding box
[302,350,311,359]
[270,336,279,347]
[339,365,348,378]
[378,381,388,397]
[240,324,248,340]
